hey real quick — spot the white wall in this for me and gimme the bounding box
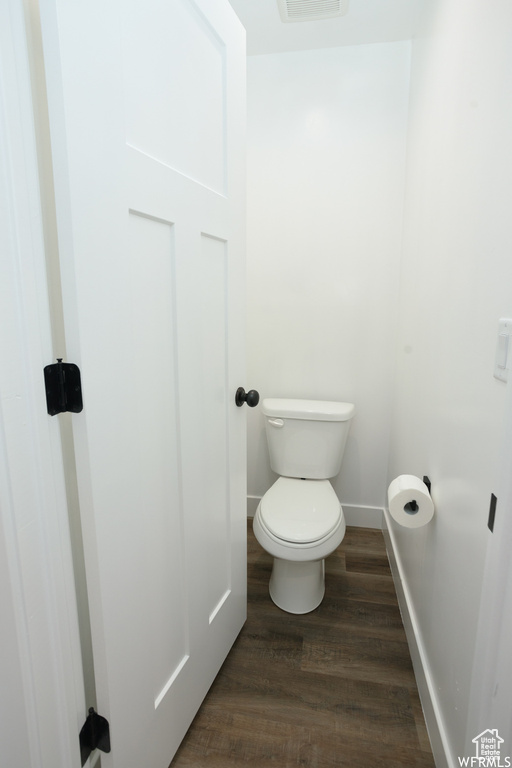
[246,42,411,520]
[388,0,512,763]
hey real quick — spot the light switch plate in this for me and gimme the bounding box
[494,318,512,382]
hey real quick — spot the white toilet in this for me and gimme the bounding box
[253,398,355,614]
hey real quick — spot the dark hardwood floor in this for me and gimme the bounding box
[170,521,435,767]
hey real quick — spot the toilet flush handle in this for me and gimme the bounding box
[267,418,284,428]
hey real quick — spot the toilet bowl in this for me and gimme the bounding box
[253,398,355,614]
[253,477,346,613]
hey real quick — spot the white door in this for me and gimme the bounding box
[39,1,247,766]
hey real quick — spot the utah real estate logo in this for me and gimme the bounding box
[458,729,511,767]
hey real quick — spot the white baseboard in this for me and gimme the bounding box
[247,496,383,529]
[382,507,453,768]
[342,504,383,529]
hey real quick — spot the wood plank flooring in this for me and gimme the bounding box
[170,521,435,767]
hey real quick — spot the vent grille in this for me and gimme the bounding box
[277,0,349,23]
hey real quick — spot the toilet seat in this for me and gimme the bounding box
[259,477,341,544]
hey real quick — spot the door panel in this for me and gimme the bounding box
[123,0,226,193]
[39,1,246,766]
[126,211,189,710]
[197,233,231,617]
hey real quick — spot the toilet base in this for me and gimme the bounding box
[269,557,326,614]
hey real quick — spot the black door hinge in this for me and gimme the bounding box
[43,359,83,416]
[79,707,111,766]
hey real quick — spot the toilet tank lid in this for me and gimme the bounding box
[262,398,355,422]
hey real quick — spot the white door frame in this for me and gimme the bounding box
[466,369,512,755]
[0,1,85,765]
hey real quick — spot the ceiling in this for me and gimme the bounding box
[227,0,420,56]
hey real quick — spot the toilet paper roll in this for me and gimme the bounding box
[387,475,434,529]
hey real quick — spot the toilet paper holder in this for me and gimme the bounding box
[388,474,434,528]
[405,477,432,514]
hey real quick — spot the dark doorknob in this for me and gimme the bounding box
[235,387,260,407]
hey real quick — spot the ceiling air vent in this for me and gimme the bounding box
[277,0,349,23]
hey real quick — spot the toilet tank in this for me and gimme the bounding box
[262,398,355,479]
